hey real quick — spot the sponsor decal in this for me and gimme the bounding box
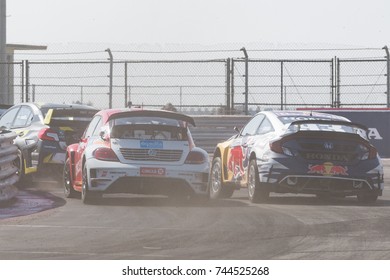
[305,153,349,162]
[140,140,163,149]
[227,145,245,180]
[98,170,108,177]
[368,128,383,140]
[308,162,348,176]
[140,167,166,176]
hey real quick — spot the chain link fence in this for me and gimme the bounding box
[2,46,389,115]
[336,58,388,107]
[231,59,334,113]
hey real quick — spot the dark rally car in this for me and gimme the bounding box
[0,102,98,183]
[209,110,384,203]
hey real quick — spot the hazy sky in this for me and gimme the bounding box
[6,0,390,47]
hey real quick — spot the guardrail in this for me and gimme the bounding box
[0,130,19,202]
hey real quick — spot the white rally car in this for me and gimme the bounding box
[63,108,210,204]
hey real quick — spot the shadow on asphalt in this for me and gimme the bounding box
[82,195,248,208]
[0,190,66,220]
[230,194,390,207]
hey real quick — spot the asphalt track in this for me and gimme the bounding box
[1,161,390,260]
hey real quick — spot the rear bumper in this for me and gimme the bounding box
[275,174,383,196]
[85,158,209,196]
[258,156,384,196]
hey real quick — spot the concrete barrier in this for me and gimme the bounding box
[191,115,251,153]
[0,130,19,202]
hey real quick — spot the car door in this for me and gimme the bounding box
[11,105,37,169]
[252,116,276,160]
[226,114,265,183]
[0,105,39,171]
[74,115,102,183]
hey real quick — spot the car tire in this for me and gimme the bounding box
[209,157,234,199]
[248,159,269,203]
[63,158,78,198]
[357,193,378,203]
[81,164,102,204]
[13,149,30,187]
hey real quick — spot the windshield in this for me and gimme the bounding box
[110,116,188,140]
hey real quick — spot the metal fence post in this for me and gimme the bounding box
[21,60,24,103]
[280,61,284,110]
[231,59,235,114]
[226,58,231,114]
[106,48,113,109]
[32,84,35,102]
[241,48,249,115]
[124,61,128,107]
[331,58,334,107]
[25,60,29,102]
[336,57,340,107]
[383,46,390,108]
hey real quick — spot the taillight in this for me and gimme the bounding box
[269,138,295,156]
[369,146,378,159]
[93,147,119,161]
[269,139,283,154]
[185,151,207,164]
[38,128,59,141]
[359,143,377,160]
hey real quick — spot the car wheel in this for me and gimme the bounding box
[81,164,102,204]
[248,159,269,203]
[63,158,78,198]
[209,157,234,199]
[13,149,30,187]
[357,193,378,203]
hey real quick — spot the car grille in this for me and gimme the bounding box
[120,148,183,162]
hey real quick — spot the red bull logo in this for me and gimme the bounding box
[308,162,348,176]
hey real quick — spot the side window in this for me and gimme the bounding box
[256,117,274,135]
[12,106,34,128]
[0,107,20,129]
[84,116,101,138]
[241,114,265,136]
[91,118,103,136]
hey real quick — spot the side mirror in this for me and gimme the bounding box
[99,129,109,141]
[234,126,241,133]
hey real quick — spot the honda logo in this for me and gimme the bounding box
[323,142,334,150]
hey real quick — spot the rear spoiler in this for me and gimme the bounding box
[288,119,368,131]
[108,110,196,127]
[44,108,98,125]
